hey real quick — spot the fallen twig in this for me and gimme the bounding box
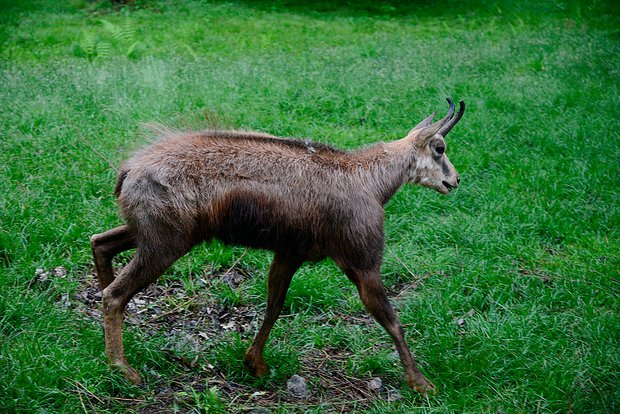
[75,129,119,174]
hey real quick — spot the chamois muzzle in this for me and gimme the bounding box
[442,173,460,192]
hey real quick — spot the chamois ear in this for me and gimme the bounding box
[408,111,436,135]
[413,98,464,145]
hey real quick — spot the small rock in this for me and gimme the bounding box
[248,409,270,414]
[178,332,200,350]
[387,389,403,402]
[59,293,72,308]
[127,297,147,312]
[368,377,385,393]
[222,269,245,288]
[287,374,308,398]
[53,266,67,278]
[221,320,236,330]
[34,268,49,284]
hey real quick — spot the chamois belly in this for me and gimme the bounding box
[210,189,317,253]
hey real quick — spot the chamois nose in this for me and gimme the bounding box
[456,175,460,185]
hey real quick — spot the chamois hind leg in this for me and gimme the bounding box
[102,241,186,384]
[244,252,303,377]
[91,225,136,290]
[343,267,435,396]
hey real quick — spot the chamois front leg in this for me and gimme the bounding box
[343,267,435,396]
[244,252,303,376]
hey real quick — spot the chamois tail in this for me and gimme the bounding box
[114,167,129,198]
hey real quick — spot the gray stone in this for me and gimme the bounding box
[387,389,403,402]
[53,266,67,278]
[367,377,385,393]
[287,374,308,398]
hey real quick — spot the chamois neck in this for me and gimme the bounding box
[350,138,416,205]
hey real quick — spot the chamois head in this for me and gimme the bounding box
[407,98,465,194]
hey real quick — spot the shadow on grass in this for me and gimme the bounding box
[3,0,619,20]
[208,0,620,19]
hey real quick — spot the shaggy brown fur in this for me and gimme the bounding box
[91,99,465,395]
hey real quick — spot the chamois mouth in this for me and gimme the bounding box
[442,181,455,192]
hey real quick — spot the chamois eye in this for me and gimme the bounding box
[436,145,445,155]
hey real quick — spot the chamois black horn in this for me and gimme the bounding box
[437,100,465,137]
[434,97,456,131]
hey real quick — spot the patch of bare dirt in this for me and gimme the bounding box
[73,268,408,412]
[75,268,259,349]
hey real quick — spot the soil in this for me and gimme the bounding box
[73,268,409,412]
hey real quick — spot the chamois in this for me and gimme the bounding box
[91,99,465,395]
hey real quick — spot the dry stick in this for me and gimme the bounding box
[336,372,372,399]
[385,246,427,298]
[71,379,145,404]
[385,246,417,279]
[314,350,373,399]
[224,248,250,276]
[76,389,88,414]
[221,248,251,290]
[68,380,104,405]
[147,297,197,322]
[75,129,119,174]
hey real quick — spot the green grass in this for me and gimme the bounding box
[1,0,619,412]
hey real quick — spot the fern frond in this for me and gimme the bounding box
[126,41,139,57]
[101,18,135,46]
[101,19,124,44]
[96,41,111,59]
[120,20,135,45]
[82,32,97,57]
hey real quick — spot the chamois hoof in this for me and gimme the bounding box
[408,374,436,396]
[113,360,142,384]
[244,351,268,377]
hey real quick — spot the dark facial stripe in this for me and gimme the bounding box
[441,158,451,176]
